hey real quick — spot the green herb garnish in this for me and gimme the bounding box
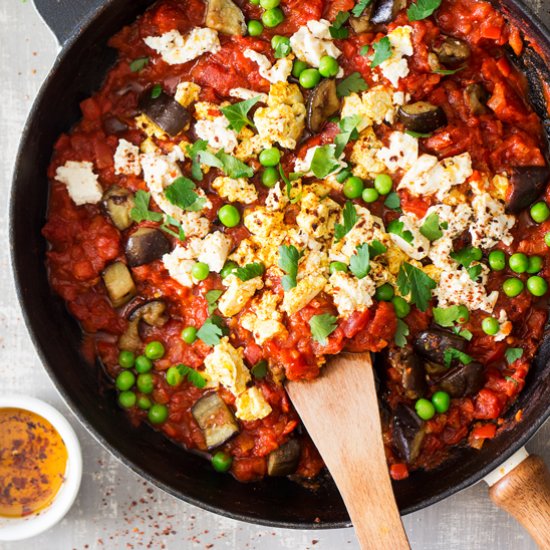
[334,200,358,241]
[336,72,368,97]
[220,96,262,132]
[309,314,338,345]
[397,263,437,312]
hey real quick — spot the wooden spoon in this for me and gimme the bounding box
[286,352,410,550]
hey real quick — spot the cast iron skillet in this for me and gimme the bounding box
[9,0,550,528]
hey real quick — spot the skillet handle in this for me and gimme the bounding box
[488,454,550,549]
[33,0,108,46]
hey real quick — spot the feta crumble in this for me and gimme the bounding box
[55,161,103,206]
[243,49,293,84]
[235,387,272,421]
[289,19,342,69]
[114,139,141,176]
[327,271,376,317]
[378,26,413,88]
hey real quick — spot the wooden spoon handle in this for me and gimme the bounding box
[287,353,409,550]
[489,455,550,549]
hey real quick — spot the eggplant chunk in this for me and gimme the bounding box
[125,228,171,267]
[392,404,425,462]
[118,319,141,353]
[506,165,550,213]
[464,83,490,116]
[139,90,191,136]
[398,102,447,133]
[205,0,246,36]
[438,362,485,397]
[192,393,239,449]
[387,346,426,399]
[307,79,340,133]
[128,299,168,327]
[102,186,135,231]
[102,262,136,308]
[433,36,471,66]
[103,116,129,135]
[267,439,301,477]
[414,329,467,367]
[349,2,375,33]
[371,0,407,25]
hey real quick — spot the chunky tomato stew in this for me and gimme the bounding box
[43,0,550,482]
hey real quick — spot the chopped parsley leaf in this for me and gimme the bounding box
[130,57,149,72]
[329,11,350,39]
[505,347,524,365]
[130,190,164,223]
[405,130,433,138]
[450,246,482,268]
[419,213,444,241]
[173,364,207,388]
[336,72,368,97]
[233,262,265,281]
[278,245,302,291]
[352,0,374,17]
[334,200,358,241]
[165,176,206,212]
[433,66,465,75]
[349,243,371,279]
[387,219,414,244]
[397,263,436,312]
[197,317,224,346]
[443,347,473,368]
[334,115,362,157]
[384,191,402,211]
[311,145,343,178]
[433,305,463,327]
[359,44,370,56]
[394,319,410,347]
[220,96,262,133]
[309,314,338,345]
[205,290,223,315]
[370,37,392,68]
[407,0,442,21]
[369,239,387,257]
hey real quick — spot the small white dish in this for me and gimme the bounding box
[0,394,83,541]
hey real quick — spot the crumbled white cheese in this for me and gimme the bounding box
[235,387,272,421]
[435,265,499,313]
[218,274,264,317]
[494,310,513,342]
[144,28,220,65]
[174,81,201,107]
[243,49,293,84]
[350,128,387,179]
[203,337,250,395]
[423,203,473,239]
[211,176,258,204]
[289,19,342,69]
[241,291,286,345]
[197,231,231,273]
[229,87,269,103]
[114,139,141,176]
[327,271,376,317]
[398,152,473,200]
[194,116,239,153]
[296,191,340,241]
[470,192,515,249]
[253,82,306,149]
[377,131,419,172]
[162,247,196,287]
[55,161,103,205]
[389,214,430,261]
[282,275,327,316]
[378,26,413,87]
[341,86,395,131]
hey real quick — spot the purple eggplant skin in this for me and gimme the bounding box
[307,79,340,133]
[438,362,485,398]
[433,36,471,66]
[414,329,468,367]
[125,227,171,267]
[392,403,426,463]
[464,83,490,116]
[398,102,448,134]
[139,89,191,136]
[387,346,427,400]
[506,165,550,213]
[371,0,407,25]
[192,393,240,450]
[267,439,302,477]
[349,2,375,33]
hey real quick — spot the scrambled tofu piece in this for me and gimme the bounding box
[218,274,264,317]
[377,131,419,172]
[175,81,201,107]
[296,191,340,241]
[197,231,232,273]
[327,271,376,317]
[235,387,272,421]
[243,49,293,84]
[203,337,250,395]
[241,291,287,345]
[350,128,386,179]
[389,213,431,261]
[243,207,284,239]
[114,139,141,176]
[385,245,410,276]
[282,275,327,316]
[378,26,413,87]
[135,114,167,140]
[341,86,395,131]
[212,176,258,204]
[162,246,196,287]
[55,161,102,206]
[289,19,342,68]
[490,174,509,202]
[254,82,306,149]
[469,191,515,248]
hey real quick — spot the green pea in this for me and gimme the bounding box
[261,167,279,188]
[375,283,394,302]
[211,451,233,472]
[292,60,308,79]
[318,55,339,78]
[137,396,152,410]
[470,247,483,261]
[431,391,450,414]
[503,277,524,297]
[181,326,198,344]
[118,391,136,408]
[260,0,280,8]
[251,360,268,379]
[415,398,435,421]
[374,174,393,195]
[218,204,241,228]
[456,305,469,324]
[329,261,348,274]
[192,261,210,280]
[118,350,135,369]
[116,370,135,392]
[527,256,543,274]
[392,296,410,318]
[488,250,506,271]
[145,341,165,360]
[481,317,499,336]
[299,68,321,89]
[137,373,155,394]
[247,20,263,37]
[148,403,169,424]
[545,232,550,248]
[165,366,182,387]
[259,147,281,167]
[526,275,548,297]
[261,7,284,28]
[343,176,364,199]
[271,34,288,50]
[135,355,153,374]
[362,187,379,203]
[509,253,528,274]
[530,201,550,223]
